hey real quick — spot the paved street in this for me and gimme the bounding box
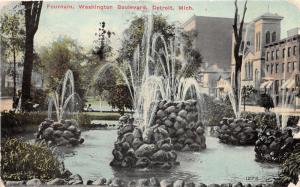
[0,97,12,112]
[245,105,300,116]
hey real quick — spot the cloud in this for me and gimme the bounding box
[288,0,300,10]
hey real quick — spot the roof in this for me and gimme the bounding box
[182,15,234,28]
[253,12,283,22]
[264,34,300,48]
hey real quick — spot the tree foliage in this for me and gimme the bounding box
[40,36,86,99]
[257,93,274,112]
[107,85,133,115]
[241,85,257,111]
[0,4,25,99]
[118,15,175,62]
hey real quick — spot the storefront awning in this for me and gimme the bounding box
[280,79,296,90]
[260,81,273,90]
[287,79,295,89]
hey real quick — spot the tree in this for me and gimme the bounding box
[93,21,114,61]
[107,85,133,115]
[258,93,274,112]
[21,1,43,110]
[180,30,203,77]
[0,5,25,105]
[40,36,86,99]
[241,85,256,111]
[232,0,247,117]
[118,15,176,62]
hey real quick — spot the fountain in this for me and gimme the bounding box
[36,70,84,147]
[93,16,203,129]
[95,15,207,168]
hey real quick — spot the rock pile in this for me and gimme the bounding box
[216,118,258,145]
[5,176,277,187]
[255,126,298,163]
[151,100,206,151]
[110,115,179,169]
[36,119,84,147]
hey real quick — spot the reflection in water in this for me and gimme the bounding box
[62,130,279,184]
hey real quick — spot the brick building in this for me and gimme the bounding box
[264,33,300,104]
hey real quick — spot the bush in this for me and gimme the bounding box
[257,93,274,112]
[202,94,235,126]
[1,111,22,137]
[241,112,277,129]
[276,150,300,186]
[1,138,64,181]
[241,112,299,129]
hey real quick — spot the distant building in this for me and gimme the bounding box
[196,64,231,97]
[264,33,300,104]
[182,15,233,96]
[216,74,231,99]
[1,62,43,96]
[231,13,283,91]
[287,27,300,37]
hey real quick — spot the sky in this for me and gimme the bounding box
[1,0,300,55]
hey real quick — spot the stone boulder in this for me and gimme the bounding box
[217,118,258,146]
[36,119,83,147]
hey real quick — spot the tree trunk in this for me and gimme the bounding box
[244,96,246,111]
[13,47,16,99]
[21,34,34,109]
[21,1,43,110]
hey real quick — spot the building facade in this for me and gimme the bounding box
[1,62,43,96]
[231,13,283,91]
[183,15,233,96]
[264,34,300,104]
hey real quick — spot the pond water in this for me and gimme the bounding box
[60,129,279,185]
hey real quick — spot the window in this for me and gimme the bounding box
[272,32,276,42]
[282,63,285,73]
[266,64,269,72]
[293,62,296,71]
[258,32,261,50]
[288,47,291,57]
[276,49,279,59]
[256,32,261,51]
[275,64,279,73]
[288,62,292,72]
[283,48,286,58]
[266,52,269,61]
[293,46,297,55]
[271,51,274,60]
[271,64,274,74]
[266,31,270,44]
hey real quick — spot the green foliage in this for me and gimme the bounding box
[40,36,86,99]
[1,138,64,181]
[0,3,25,98]
[0,5,25,61]
[277,151,300,185]
[30,89,49,111]
[1,111,21,137]
[94,67,118,96]
[241,112,277,128]
[257,93,274,111]
[107,85,133,115]
[180,30,203,77]
[202,94,235,126]
[118,15,175,62]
